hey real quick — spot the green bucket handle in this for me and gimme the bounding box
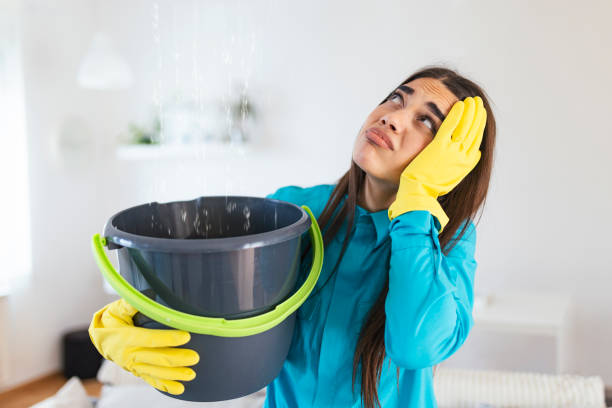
[91,205,323,337]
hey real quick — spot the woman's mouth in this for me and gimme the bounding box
[365,128,394,151]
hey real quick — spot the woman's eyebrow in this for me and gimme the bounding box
[426,102,445,123]
[397,85,446,123]
[397,85,415,95]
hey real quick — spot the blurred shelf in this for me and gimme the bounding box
[472,291,571,336]
[115,141,252,161]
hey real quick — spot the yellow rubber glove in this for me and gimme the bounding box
[88,298,199,395]
[388,96,486,233]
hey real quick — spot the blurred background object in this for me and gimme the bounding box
[77,31,133,90]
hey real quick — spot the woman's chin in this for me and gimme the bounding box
[353,144,378,167]
[353,156,387,181]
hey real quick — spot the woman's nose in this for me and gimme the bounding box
[380,106,416,134]
[380,118,396,132]
[380,115,400,133]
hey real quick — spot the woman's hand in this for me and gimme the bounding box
[88,298,199,395]
[388,96,486,232]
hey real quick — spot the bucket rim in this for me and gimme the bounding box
[102,196,310,253]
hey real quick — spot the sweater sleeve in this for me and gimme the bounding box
[384,210,477,369]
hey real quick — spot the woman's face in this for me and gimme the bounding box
[352,77,458,185]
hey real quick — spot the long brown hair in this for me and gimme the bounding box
[305,66,496,407]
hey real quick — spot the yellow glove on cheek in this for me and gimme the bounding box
[388,96,486,233]
[88,299,200,395]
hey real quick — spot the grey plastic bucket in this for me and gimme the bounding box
[93,197,323,402]
[103,196,310,318]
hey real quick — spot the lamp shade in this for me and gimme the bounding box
[77,32,133,90]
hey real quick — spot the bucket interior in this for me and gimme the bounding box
[105,196,309,318]
[111,196,302,240]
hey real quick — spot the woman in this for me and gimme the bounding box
[89,65,496,407]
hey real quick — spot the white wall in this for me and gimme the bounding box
[2,0,612,389]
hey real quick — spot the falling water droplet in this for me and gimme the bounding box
[226,201,237,213]
[193,213,201,235]
[205,222,212,238]
[243,205,251,231]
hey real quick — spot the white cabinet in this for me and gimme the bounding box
[442,291,572,374]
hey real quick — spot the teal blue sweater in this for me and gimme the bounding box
[263,184,477,407]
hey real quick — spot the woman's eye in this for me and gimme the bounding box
[419,115,435,132]
[389,93,402,105]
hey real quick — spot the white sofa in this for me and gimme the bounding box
[32,360,606,408]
